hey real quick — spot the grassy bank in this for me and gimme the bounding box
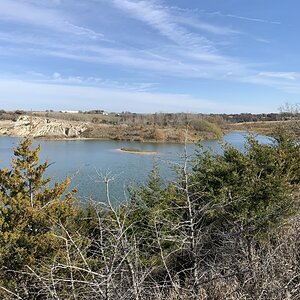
[224,120,292,135]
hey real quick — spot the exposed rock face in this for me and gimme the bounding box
[0,115,87,138]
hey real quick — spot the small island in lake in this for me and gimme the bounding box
[118,147,158,155]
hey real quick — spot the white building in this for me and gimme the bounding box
[60,110,79,114]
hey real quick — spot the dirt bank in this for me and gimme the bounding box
[0,115,87,138]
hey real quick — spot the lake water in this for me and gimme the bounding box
[0,132,271,203]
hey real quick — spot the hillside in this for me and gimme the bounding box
[0,114,223,142]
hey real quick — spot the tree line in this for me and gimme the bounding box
[1,109,299,125]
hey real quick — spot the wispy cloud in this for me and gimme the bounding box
[211,11,281,25]
[254,38,271,44]
[26,71,159,92]
[157,5,241,36]
[2,27,299,98]
[110,0,244,73]
[112,0,214,48]
[176,17,240,35]
[258,72,299,80]
[19,0,62,7]
[242,71,300,95]
[0,29,244,80]
[0,0,104,39]
[0,0,255,81]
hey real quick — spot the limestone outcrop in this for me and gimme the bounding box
[0,115,87,138]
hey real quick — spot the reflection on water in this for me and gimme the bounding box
[0,132,272,202]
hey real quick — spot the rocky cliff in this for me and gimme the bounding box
[0,115,87,138]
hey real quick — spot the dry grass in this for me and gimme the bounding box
[224,120,293,135]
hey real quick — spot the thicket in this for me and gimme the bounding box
[0,129,300,299]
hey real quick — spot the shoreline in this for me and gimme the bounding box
[0,133,210,144]
[0,131,266,144]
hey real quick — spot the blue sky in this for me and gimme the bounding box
[0,0,299,113]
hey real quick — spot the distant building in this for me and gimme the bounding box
[60,110,79,114]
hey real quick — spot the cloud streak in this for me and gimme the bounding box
[211,11,281,25]
[112,0,214,49]
[258,72,299,80]
[242,71,300,95]
[176,17,240,35]
[0,0,260,81]
[0,0,104,39]
[28,71,159,92]
[0,29,245,80]
[110,0,243,73]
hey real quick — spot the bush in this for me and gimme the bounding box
[190,119,223,137]
[0,139,79,297]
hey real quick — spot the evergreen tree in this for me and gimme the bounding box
[190,130,300,240]
[0,139,78,296]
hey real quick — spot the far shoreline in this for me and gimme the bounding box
[0,133,207,144]
[0,130,268,144]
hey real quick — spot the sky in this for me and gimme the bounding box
[0,0,299,113]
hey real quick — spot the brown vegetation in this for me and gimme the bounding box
[2,108,299,142]
[0,111,224,142]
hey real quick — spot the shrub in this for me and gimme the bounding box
[0,139,79,297]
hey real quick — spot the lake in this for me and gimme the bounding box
[0,132,271,203]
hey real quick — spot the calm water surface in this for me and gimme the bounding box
[0,132,271,202]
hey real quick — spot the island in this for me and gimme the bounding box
[117,147,158,155]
